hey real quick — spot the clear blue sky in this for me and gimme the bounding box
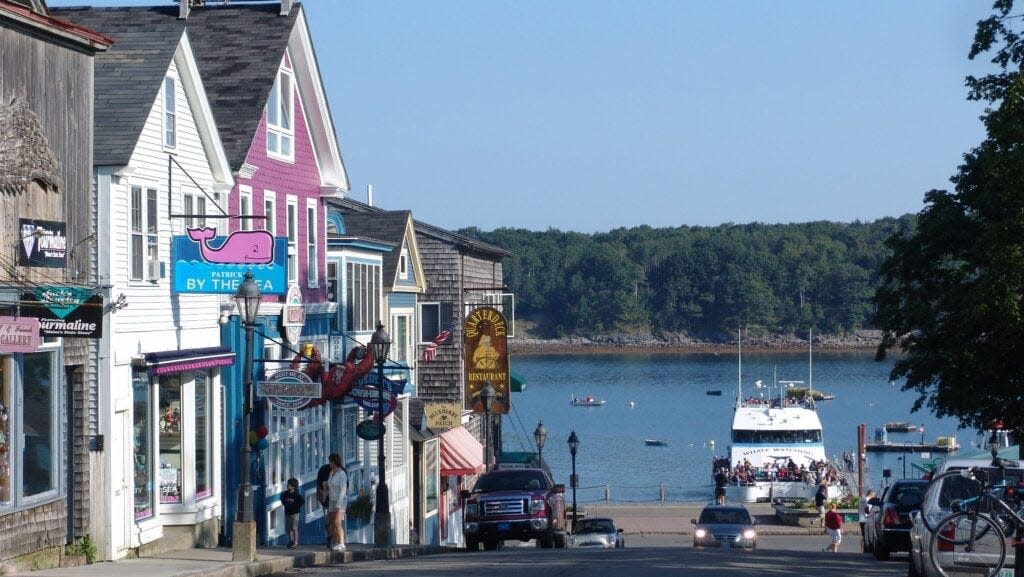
[54,1,997,233]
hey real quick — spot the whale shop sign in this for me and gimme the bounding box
[171,228,287,295]
[256,369,321,413]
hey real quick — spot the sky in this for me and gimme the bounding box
[51,1,998,233]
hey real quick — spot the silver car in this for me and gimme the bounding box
[570,517,624,548]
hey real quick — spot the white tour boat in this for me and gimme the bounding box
[716,330,847,503]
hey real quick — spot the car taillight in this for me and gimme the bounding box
[884,506,900,527]
[938,522,954,552]
[530,497,546,514]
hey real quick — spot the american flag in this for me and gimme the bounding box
[420,321,456,362]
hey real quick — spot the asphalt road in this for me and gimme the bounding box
[273,538,909,577]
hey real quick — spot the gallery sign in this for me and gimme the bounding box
[20,285,103,338]
[256,369,321,412]
[463,306,510,414]
[0,316,40,353]
[18,218,67,268]
[171,228,287,295]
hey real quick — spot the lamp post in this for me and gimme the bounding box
[480,382,496,471]
[370,322,392,548]
[232,271,261,561]
[567,430,579,533]
[534,421,548,468]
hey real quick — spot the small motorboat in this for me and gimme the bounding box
[706,389,723,396]
[570,395,606,407]
[644,439,668,446]
[884,421,919,433]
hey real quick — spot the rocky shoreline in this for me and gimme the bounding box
[507,330,883,354]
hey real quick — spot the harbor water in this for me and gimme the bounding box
[500,351,975,504]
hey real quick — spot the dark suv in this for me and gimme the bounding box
[864,478,928,560]
[461,468,568,550]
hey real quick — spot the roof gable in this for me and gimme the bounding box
[343,210,424,291]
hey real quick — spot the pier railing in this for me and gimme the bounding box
[574,482,715,504]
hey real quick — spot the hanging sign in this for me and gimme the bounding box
[20,286,103,338]
[356,419,385,441]
[349,375,398,417]
[18,218,67,268]
[171,230,287,295]
[256,368,320,411]
[280,284,305,345]
[0,316,40,353]
[463,306,510,414]
[425,402,462,429]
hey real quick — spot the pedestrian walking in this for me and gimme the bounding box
[326,453,348,551]
[316,459,332,546]
[280,478,305,549]
[714,467,729,505]
[859,489,876,540]
[815,480,828,526]
[824,502,843,552]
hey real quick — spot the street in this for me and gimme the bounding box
[270,538,908,577]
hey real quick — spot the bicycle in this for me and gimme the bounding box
[925,454,1024,577]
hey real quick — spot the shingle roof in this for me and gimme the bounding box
[343,210,413,285]
[52,3,300,170]
[329,197,511,258]
[49,6,185,167]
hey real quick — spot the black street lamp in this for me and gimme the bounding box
[480,382,496,470]
[533,421,547,468]
[567,430,579,533]
[370,322,392,548]
[233,271,261,561]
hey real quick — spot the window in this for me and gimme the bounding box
[0,350,60,504]
[130,185,159,281]
[342,406,358,464]
[419,302,441,342]
[286,197,298,283]
[392,314,412,363]
[194,371,211,500]
[183,192,207,229]
[399,246,409,280]
[164,76,176,148]
[239,186,252,231]
[327,261,338,303]
[159,375,183,504]
[306,201,318,287]
[345,261,381,332]
[266,65,294,160]
[133,369,154,519]
[264,191,276,234]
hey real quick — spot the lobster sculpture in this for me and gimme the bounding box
[290,344,375,406]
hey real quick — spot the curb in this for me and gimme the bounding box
[201,545,452,577]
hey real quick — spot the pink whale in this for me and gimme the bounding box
[186,227,274,264]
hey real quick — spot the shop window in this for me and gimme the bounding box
[23,351,56,496]
[342,405,358,464]
[0,358,10,504]
[195,371,211,500]
[159,375,183,503]
[133,369,154,519]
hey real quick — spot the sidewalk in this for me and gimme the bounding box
[26,503,853,577]
[29,543,450,577]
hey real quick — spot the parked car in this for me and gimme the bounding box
[461,468,568,550]
[570,517,624,548]
[908,457,1024,577]
[691,504,757,549]
[864,478,929,560]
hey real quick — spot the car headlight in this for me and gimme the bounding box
[694,528,707,539]
[465,503,478,516]
[742,529,756,540]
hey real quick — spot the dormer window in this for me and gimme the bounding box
[267,65,294,160]
[163,76,176,148]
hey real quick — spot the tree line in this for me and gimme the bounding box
[460,217,914,340]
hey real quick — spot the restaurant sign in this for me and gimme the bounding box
[425,402,462,429]
[256,369,321,412]
[463,306,510,414]
[0,316,40,353]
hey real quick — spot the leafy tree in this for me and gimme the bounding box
[875,0,1024,434]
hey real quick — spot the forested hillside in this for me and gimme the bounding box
[459,217,914,339]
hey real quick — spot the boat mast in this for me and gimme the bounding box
[808,328,813,397]
[737,326,743,404]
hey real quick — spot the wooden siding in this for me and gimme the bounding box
[0,22,96,565]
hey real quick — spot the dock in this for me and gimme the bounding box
[865,442,959,453]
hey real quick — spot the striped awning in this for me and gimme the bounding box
[144,346,235,375]
[440,426,485,476]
